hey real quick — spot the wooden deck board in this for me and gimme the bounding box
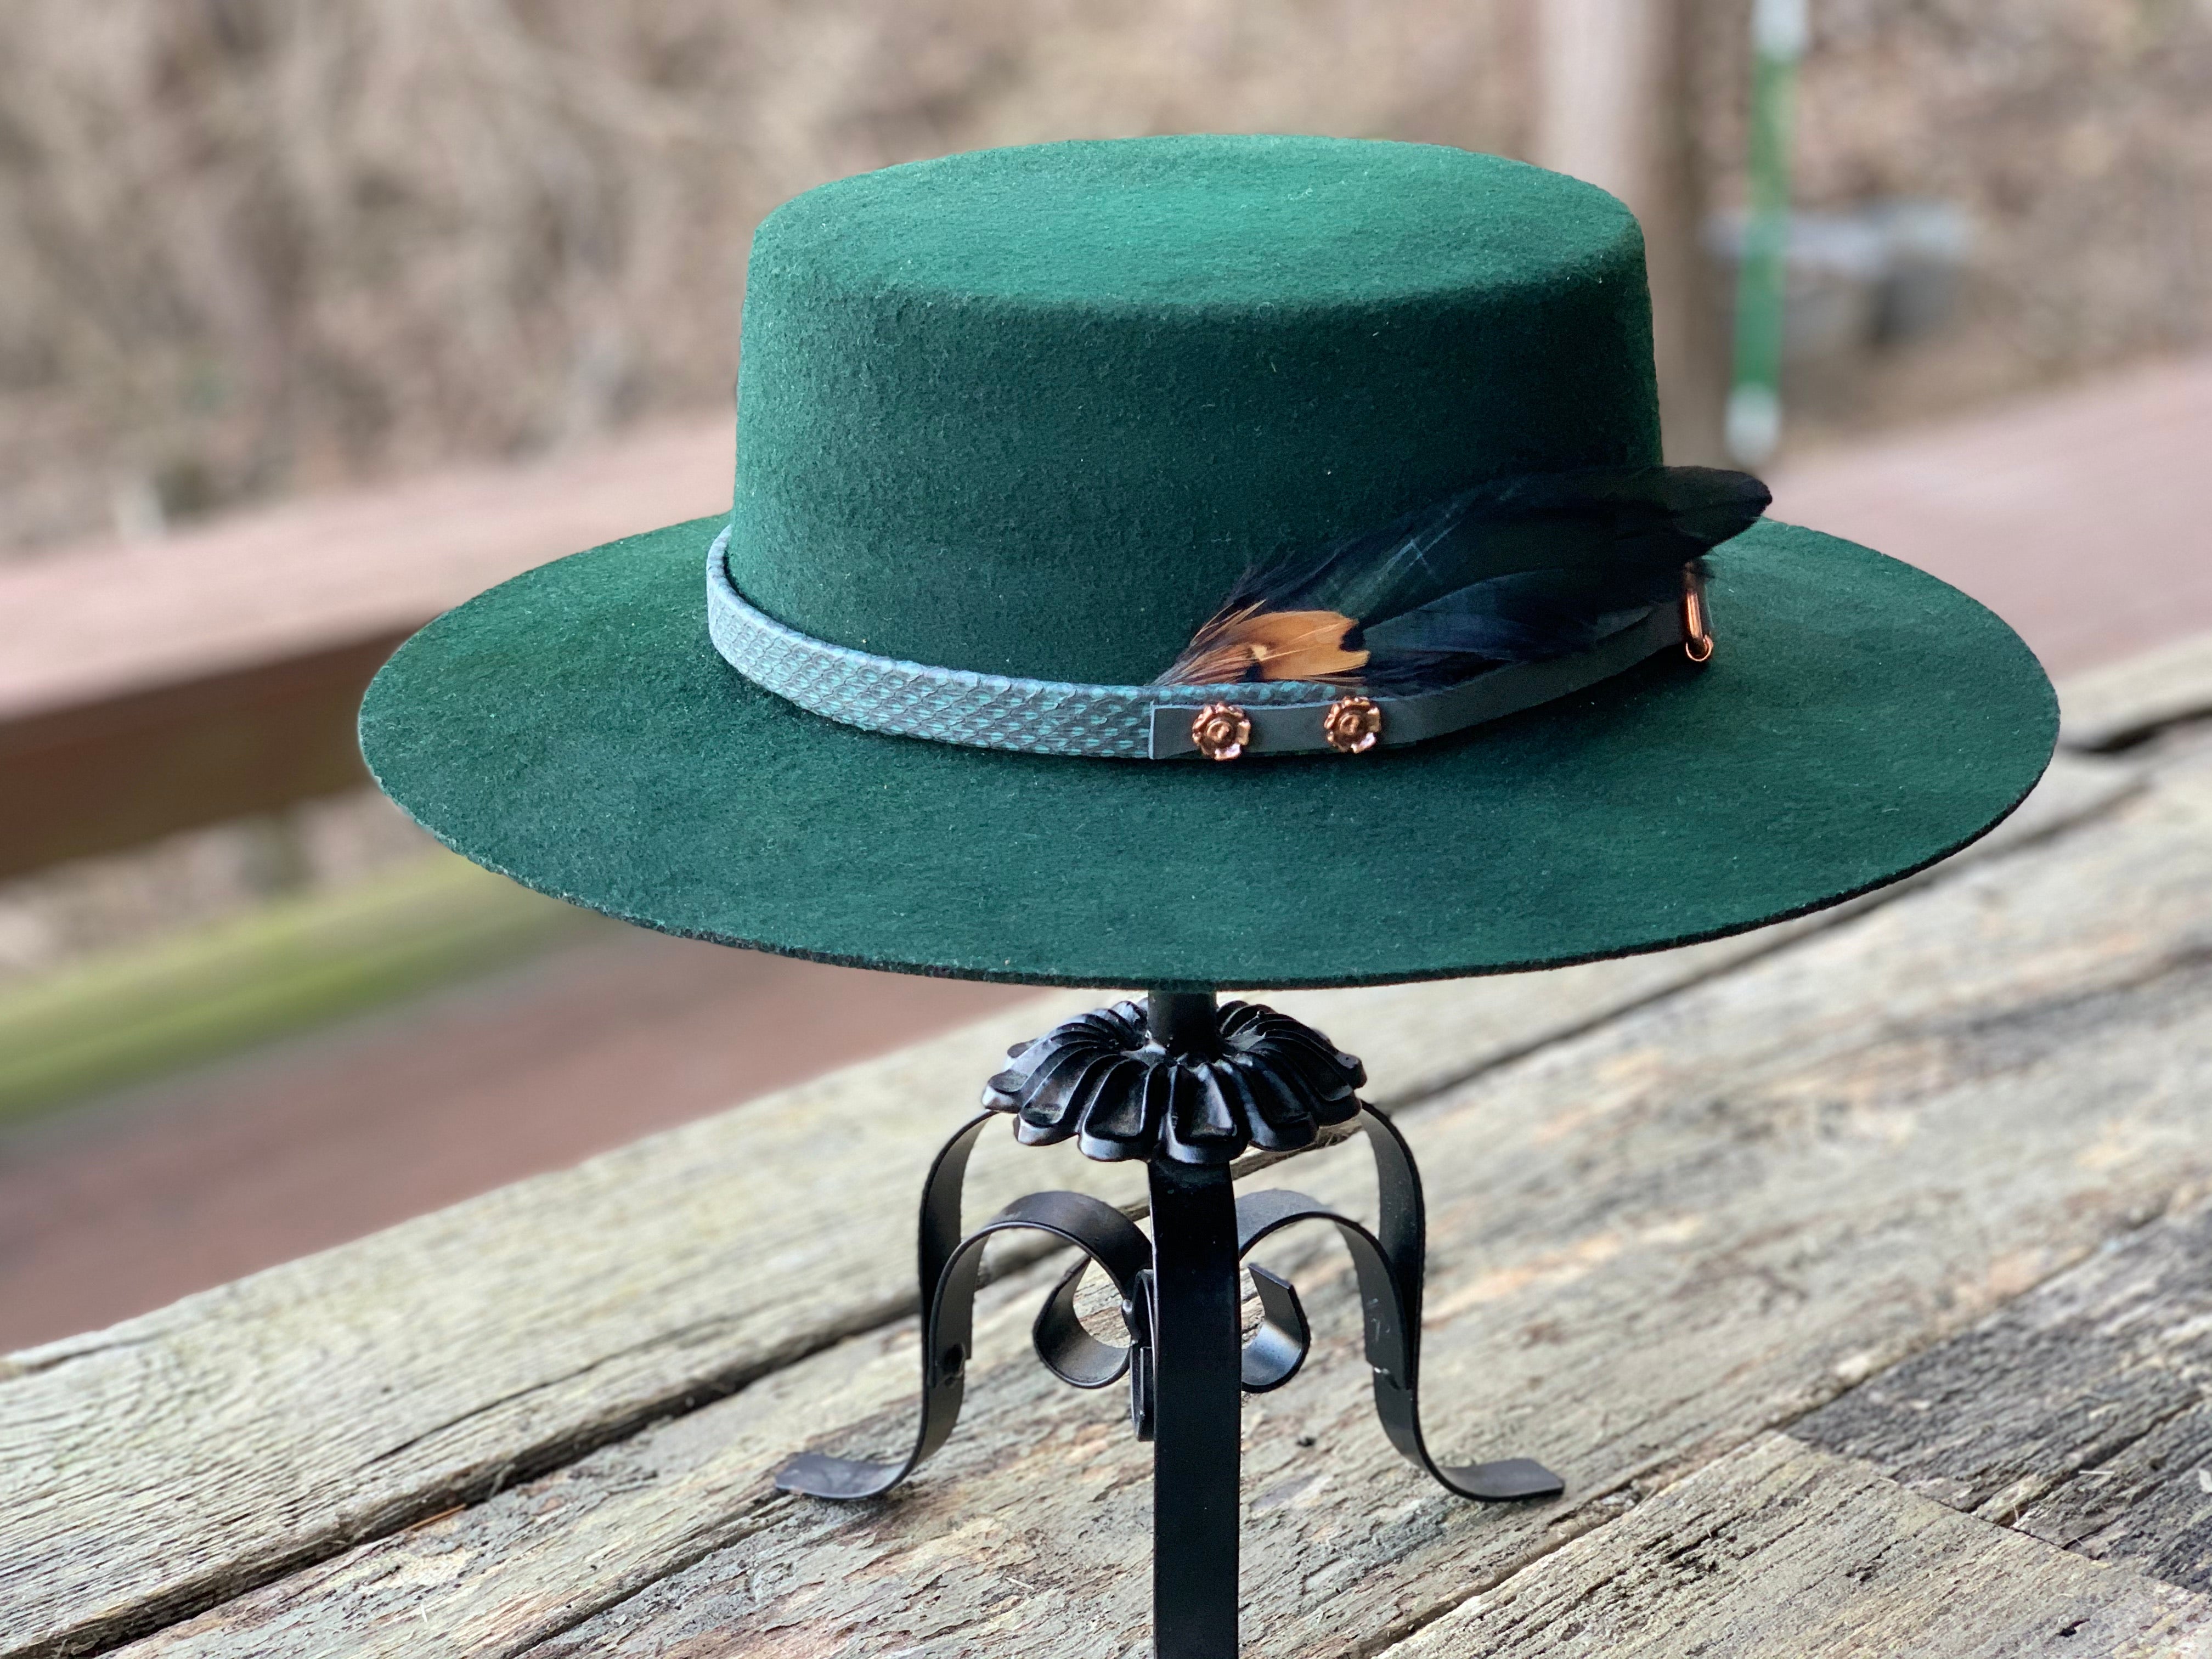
[2,890,1987,1659]
[1382,1435,2211,1658]
[2061,633,2212,753]
[0,422,729,877]
[18,738,2208,1657]
[1799,1197,2212,1594]
[481,746,2212,1658]
[1766,354,2212,679]
[3,679,2208,1655]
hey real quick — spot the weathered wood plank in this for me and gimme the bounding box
[104,1251,1084,1659]
[0,634,411,881]
[98,748,2212,1658]
[486,751,2212,1657]
[1381,1435,2212,1657]
[0,992,1081,1658]
[2063,630,2212,752]
[0,421,729,873]
[1799,1198,2212,1593]
[20,755,2093,1659]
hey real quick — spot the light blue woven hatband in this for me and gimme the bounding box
[703,527,1691,761]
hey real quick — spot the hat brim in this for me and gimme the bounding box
[359,515,2055,990]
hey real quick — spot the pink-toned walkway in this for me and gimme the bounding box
[3,355,2207,1353]
[0,940,1030,1350]
[1765,357,2212,676]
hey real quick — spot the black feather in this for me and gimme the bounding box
[1160,465,1769,693]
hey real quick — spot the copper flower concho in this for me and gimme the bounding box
[982,1000,1366,1165]
[1322,695,1384,754]
[1190,702,1252,763]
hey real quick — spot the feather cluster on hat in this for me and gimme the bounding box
[1158,465,1770,695]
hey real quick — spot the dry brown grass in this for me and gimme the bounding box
[0,0,2204,556]
[0,0,1527,555]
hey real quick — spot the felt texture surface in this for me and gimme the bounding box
[360,515,2057,990]
[729,136,1660,685]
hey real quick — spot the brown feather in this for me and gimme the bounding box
[1163,608,1367,684]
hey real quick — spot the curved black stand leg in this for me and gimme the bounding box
[1234,1109,1564,1503]
[775,992,1562,1658]
[775,1112,1153,1499]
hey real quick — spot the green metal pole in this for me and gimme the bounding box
[1726,0,1807,465]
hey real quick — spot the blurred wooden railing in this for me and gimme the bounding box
[0,418,730,881]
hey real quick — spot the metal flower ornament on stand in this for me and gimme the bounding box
[773,990,1564,1659]
[983,997,1365,1163]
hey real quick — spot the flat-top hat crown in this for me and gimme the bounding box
[729,135,1662,686]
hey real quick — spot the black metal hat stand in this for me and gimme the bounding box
[774,989,1562,1657]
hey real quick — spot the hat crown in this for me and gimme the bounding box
[729,136,1660,685]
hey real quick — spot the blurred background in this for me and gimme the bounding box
[3,0,2208,1351]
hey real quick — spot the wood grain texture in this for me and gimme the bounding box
[0,420,729,723]
[22,757,2075,1659]
[0,421,729,873]
[0,992,1087,1659]
[1799,1198,2212,1593]
[1382,1434,2212,1658]
[87,746,2212,1659]
[2063,630,2212,752]
[0,634,410,881]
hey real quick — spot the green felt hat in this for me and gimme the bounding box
[360,135,2056,990]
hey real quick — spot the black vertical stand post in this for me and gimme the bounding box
[1147,1163,1241,1656]
[1145,990,1243,1658]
